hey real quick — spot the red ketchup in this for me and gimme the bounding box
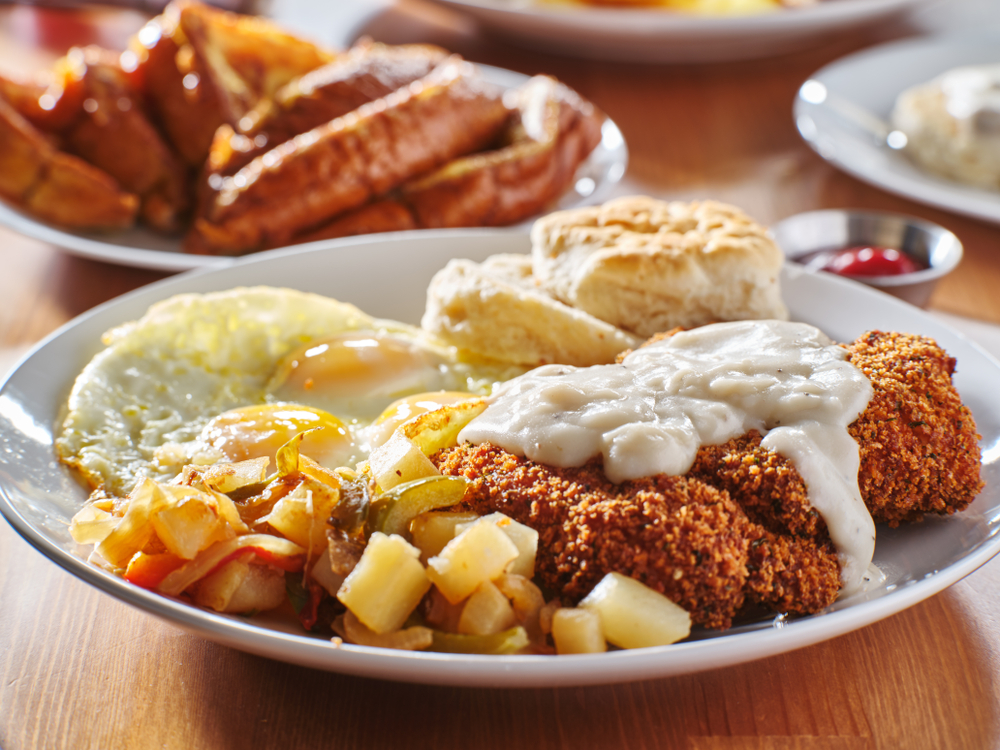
[820,246,924,277]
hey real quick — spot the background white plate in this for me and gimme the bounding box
[795,33,1000,226]
[0,64,626,272]
[419,0,932,63]
[1,229,998,687]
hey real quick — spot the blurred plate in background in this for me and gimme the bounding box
[417,0,933,63]
[794,32,1000,226]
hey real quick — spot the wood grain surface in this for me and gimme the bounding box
[2,3,1000,749]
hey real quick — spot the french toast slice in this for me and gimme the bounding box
[177,0,334,125]
[59,46,190,233]
[128,4,226,167]
[204,40,450,179]
[0,95,138,230]
[186,57,508,255]
[0,53,85,134]
[286,76,605,243]
[403,75,604,228]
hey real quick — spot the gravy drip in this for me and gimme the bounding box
[459,320,876,593]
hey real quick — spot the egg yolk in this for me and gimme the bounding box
[368,391,477,450]
[267,332,447,418]
[199,404,356,470]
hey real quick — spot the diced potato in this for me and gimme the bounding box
[458,580,517,636]
[369,475,468,538]
[259,479,339,553]
[426,518,519,604]
[192,556,249,612]
[410,510,480,562]
[552,608,607,655]
[337,532,431,634]
[368,431,440,491]
[225,563,287,613]
[157,534,305,596]
[456,513,538,578]
[579,572,691,650]
[308,546,345,597]
[193,552,285,613]
[539,598,561,636]
[150,488,232,559]
[340,611,433,651]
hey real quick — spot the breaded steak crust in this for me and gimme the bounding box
[433,441,844,629]
[847,331,984,525]
[688,432,842,616]
[434,442,750,629]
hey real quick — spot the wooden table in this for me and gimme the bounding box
[2,3,1000,749]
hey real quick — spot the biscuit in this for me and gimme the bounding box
[530,197,788,338]
[422,255,641,367]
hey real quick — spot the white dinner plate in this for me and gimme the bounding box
[794,33,1000,226]
[1,229,999,687]
[0,65,626,273]
[421,0,931,63]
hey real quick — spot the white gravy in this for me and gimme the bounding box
[459,320,876,593]
[940,64,1000,136]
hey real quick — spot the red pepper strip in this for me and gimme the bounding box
[158,534,306,596]
[298,578,325,631]
[125,551,186,589]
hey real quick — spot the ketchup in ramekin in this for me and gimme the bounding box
[820,246,925,277]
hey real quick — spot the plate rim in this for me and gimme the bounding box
[2,228,998,687]
[430,0,928,30]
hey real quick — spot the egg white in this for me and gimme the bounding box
[56,287,511,497]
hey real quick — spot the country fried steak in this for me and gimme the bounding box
[431,330,983,630]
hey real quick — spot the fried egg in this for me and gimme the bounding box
[57,287,514,497]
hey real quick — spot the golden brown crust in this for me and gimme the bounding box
[176,0,334,124]
[0,94,138,230]
[186,58,509,255]
[207,41,450,179]
[688,433,841,615]
[743,527,841,616]
[276,76,604,245]
[129,10,226,168]
[401,75,604,229]
[530,197,789,338]
[689,431,827,538]
[62,47,190,233]
[433,442,752,629]
[847,330,984,525]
